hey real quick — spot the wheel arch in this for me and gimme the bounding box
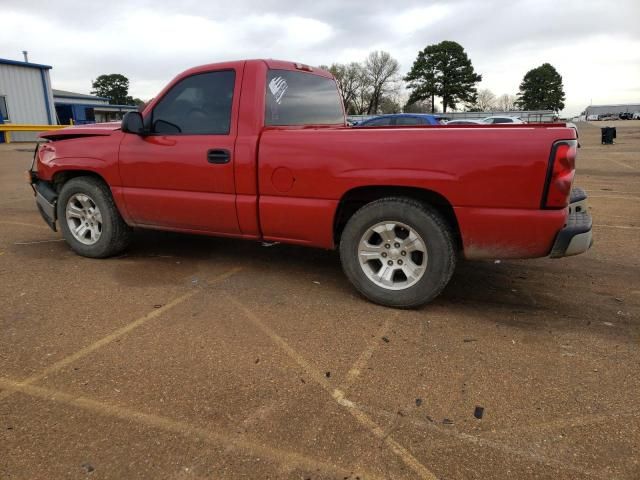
[333,185,461,250]
[52,169,109,192]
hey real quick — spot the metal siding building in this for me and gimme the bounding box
[53,89,137,124]
[584,104,640,117]
[52,89,110,106]
[0,58,56,142]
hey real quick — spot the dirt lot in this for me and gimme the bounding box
[1,123,638,479]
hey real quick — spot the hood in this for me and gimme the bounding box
[39,122,121,141]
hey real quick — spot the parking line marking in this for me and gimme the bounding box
[0,267,242,403]
[593,224,640,230]
[343,319,392,388]
[589,195,640,201]
[226,294,438,480]
[607,157,636,170]
[14,239,65,245]
[0,378,378,480]
[353,402,608,479]
[0,220,48,229]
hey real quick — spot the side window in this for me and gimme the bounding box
[152,70,235,135]
[265,69,344,125]
[493,118,510,124]
[0,96,9,121]
[363,117,392,126]
[396,116,422,126]
[483,118,495,124]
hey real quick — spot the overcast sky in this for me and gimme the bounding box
[1,0,638,115]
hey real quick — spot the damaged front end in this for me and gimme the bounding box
[27,142,58,231]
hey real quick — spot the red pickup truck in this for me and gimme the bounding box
[29,59,592,308]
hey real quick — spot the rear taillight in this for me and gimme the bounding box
[542,140,577,209]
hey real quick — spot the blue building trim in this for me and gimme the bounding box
[40,69,53,124]
[0,57,52,70]
[55,94,110,101]
[54,102,137,109]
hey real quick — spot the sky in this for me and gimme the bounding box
[1,0,639,116]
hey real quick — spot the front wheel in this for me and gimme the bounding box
[339,198,456,308]
[57,176,132,258]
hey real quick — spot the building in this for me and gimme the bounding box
[583,103,640,119]
[0,57,56,142]
[53,89,138,124]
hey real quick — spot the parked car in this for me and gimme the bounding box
[30,59,591,308]
[355,113,446,127]
[481,116,525,124]
[619,113,633,120]
[633,112,640,120]
[445,119,483,125]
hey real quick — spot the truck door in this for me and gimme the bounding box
[118,68,241,234]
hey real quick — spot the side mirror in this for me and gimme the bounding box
[121,111,145,135]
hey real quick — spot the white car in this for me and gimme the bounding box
[445,119,483,125]
[481,116,524,124]
[633,112,640,120]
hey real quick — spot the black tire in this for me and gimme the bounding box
[57,176,132,258]
[339,197,456,308]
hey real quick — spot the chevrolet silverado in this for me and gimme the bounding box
[29,59,592,308]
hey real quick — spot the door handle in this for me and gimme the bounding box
[207,149,230,164]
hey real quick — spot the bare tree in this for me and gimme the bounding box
[403,98,439,113]
[379,95,402,114]
[327,62,363,114]
[351,74,371,115]
[471,89,496,111]
[496,93,518,111]
[363,51,400,114]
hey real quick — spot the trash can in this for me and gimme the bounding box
[601,127,616,145]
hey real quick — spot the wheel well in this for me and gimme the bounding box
[333,186,462,249]
[51,170,107,192]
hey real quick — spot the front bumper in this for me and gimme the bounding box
[32,179,58,232]
[549,187,593,258]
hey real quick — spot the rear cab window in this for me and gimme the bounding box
[265,70,344,126]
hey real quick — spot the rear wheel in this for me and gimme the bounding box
[57,177,132,258]
[339,197,456,308]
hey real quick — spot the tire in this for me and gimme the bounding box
[339,197,456,308]
[57,176,132,258]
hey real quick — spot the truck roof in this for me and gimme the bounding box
[180,59,334,79]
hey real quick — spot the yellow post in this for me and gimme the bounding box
[5,131,10,144]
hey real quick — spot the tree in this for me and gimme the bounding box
[403,99,439,113]
[496,93,518,111]
[91,74,133,105]
[379,95,402,114]
[363,51,400,114]
[351,80,371,115]
[515,63,565,112]
[327,62,365,114]
[405,41,482,113]
[470,89,496,112]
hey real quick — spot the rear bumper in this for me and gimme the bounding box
[549,187,593,258]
